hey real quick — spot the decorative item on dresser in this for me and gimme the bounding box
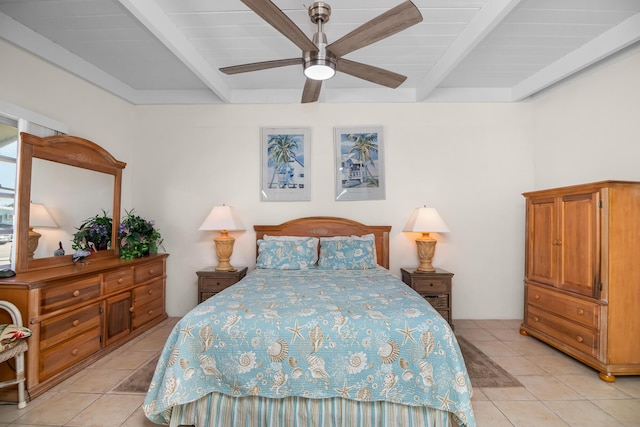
[401,267,454,328]
[196,266,248,304]
[520,180,640,382]
[0,133,169,400]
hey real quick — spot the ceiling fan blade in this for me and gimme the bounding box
[241,0,317,53]
[301,79,322,103]
[327,1,422,58]
[220,58,302,75]
[337,59,406,88]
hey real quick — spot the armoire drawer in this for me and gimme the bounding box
[527,305,599,357]
[527,283,600,328]
[41,276,102,314]
[39,302,102,350]
[134,260,164,284]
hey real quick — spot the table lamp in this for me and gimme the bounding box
[404,205,449,272]
[198,205,245,271]
[28,202,58,258]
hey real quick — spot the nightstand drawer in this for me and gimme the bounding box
[201,277,238,292]
[411,278,449,294]
[196,267,248,304]
[423,294,449,310]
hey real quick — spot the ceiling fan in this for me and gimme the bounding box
[220,0,423,103]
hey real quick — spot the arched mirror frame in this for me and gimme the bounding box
[15,133,126,272]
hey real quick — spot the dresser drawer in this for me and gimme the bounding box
[41,276,101,314]
[423,294,449,310]
[411,278,449,294]
[527,284,600,328]
[104,268,134,293]
[132,296,164,330]
[40,327,101,380]
[40,302,102,350]
[527,305,599,357]
[134,260,164,284]
[133,278,163,305]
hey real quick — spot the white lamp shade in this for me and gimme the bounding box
[30,203,58,228]
[403,206,449,233]
[198,205,245,232]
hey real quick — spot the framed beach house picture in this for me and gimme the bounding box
[334,126,385,201]
[260,127,311,202]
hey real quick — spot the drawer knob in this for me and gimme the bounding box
[71,349,79,356]
[72,320,80,327]
[577,308,585,315]
[72,290,80,297]
[118,278,124,284]
[576,336,584,343]
[148,268,154,275]
[147,309,154,315]
[148,289,153,295]
[129,306,134,312]
[533,316,539,322]
[534,294,540,300]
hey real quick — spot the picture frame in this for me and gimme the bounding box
[334,126,385,201]
[260,127,311,202]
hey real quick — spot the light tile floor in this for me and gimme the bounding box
[0,318,638,426]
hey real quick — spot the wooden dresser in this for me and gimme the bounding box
[0,253,168,397]
[520,181,640,381]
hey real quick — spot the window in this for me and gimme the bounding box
[0,116,18,268]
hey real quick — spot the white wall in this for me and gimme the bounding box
[2,38,536,320]
[531,50,640,188]
[133,103,533,318]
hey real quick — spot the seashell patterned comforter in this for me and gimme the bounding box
[143,267,475,426]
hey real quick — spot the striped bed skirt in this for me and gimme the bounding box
[168,393,456,427]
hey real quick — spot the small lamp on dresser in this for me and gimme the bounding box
[28,202,58,258]
[198,205,245,271]
[404,205,449,272]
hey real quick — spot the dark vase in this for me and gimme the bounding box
[97,242,109,251]
[142,248,150,257]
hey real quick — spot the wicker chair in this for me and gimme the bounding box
[0,301,29,409]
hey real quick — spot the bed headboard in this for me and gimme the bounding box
[254,216,391,269]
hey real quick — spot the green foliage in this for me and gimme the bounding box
[119,209,163,259]
[72,210,112,251]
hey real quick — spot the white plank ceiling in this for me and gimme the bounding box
[1,0,639,104]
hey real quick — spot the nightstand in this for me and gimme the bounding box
[196,267,248,303]
[401,268,454,329]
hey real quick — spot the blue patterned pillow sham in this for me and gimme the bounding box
[318,234,377,270]
[256,237,319,269]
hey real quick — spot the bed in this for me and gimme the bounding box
[144,217,475,426]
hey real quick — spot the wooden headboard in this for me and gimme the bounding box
[254,217,391,269]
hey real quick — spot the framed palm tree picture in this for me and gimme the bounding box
[261,127,311,201]
[334,126,385,201]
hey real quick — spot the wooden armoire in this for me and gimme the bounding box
[520,181,640,382]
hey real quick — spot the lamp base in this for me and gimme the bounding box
[415,233,437,272]
[27,227,41,259]
[214,231,236,271]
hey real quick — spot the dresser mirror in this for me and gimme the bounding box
[15,133,126,272]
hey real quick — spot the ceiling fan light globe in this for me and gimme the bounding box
[304,60,335,80]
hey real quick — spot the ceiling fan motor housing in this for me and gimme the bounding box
[308,2,331,24]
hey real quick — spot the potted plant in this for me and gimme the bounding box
[119,209,164,259]
[72,210,113,251]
